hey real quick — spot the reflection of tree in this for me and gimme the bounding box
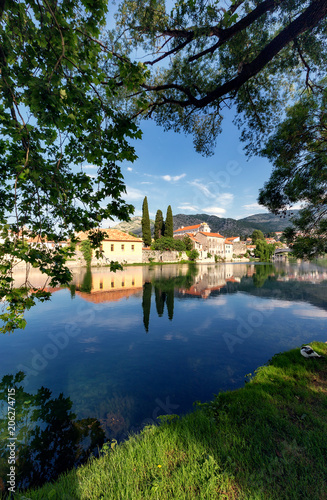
[252,264,276,288]
[166,289,174,321]
[0,372,105,491]
[155,286,166,317]
[79,267,93,293]
[142,282,152,332]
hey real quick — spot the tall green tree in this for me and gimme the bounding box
[258,86,327,258]
[254,240,275,262]
[154,209,164,240]
[251,230,265,244]
[141,196,152,246]
[164,205,174,238]
[0,0,141,332]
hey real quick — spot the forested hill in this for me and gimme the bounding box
[114,212,296,237]
[173,212,297,237]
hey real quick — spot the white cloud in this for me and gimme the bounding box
[84,164,97,169]
[219,193,234,205]
[86,174,96,179]
[141,181,153,185]
[189,180,215,199]
[127,167,133,172]
[242,203,268,212]
[125,186,144,201]
[162,173,186,182]
[202,206,226,215]
[177,204,199,211]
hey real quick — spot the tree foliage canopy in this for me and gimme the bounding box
[258,86,327,258]
[0,0,141,331]
[113,0,327,155]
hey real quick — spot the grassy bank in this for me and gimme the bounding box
[20,343,327,500]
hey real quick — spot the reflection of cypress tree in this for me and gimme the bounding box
[80,267,92,293]
[142,282,152,332]
[69,284,76,298]
[166,288,174,320]
[155,286,166,317]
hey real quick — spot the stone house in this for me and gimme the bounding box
[76,229,143,264]
[196,231,225,257]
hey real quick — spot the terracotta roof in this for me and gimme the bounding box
[186,233,201,243]
[198,231,224,238]
[174,224,202,233]
[76,229,142,242]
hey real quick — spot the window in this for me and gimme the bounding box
[111,244,114,251]
[121,244,124,251]
[132,279,135,286]
[131,244,134,251]
[99,280,103,289]
[122,281,125,287]
[111,281,114,288]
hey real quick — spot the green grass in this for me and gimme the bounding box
[18,342,327,499]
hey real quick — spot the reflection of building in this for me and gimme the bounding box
[72,267,143,303]
[76,229,143,264]
[178,264,251,298]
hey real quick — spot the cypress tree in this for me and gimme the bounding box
[154,209,164,240]
[164,205,173,238]
[141,196,152,247]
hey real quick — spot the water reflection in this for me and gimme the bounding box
[0,372,105,492]
[69,262,327,332]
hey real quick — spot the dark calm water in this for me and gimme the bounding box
[1,261,327,488]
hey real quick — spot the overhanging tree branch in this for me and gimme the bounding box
[141,0,327,108]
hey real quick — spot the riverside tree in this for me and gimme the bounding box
[164,205,174,238]
[0,0,140,332]
[141,196,152,246]
[154,209,164,240]
[258,86,327,258]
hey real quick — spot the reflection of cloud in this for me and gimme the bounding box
[78,336,99,343]
[252,300,293,311]
[206,297,227,306]
[84,346,101,353]
[98,316,141,330]
[163,332,188,342]
[293,308,327,319]
[179,302,200,311]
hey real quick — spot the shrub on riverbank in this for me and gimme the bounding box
[21,343,327,500]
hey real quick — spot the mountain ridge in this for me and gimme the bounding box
[113,211,297,237]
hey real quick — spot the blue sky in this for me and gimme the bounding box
[110,109,276,223]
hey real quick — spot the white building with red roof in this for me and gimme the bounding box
[173,222,210,236]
